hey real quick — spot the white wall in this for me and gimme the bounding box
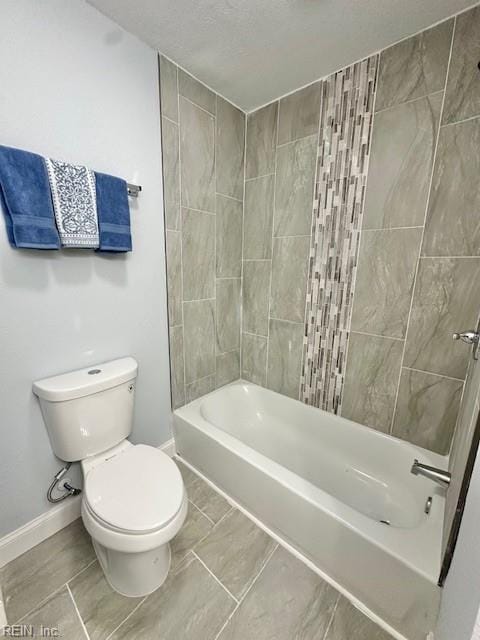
[0,0,171,537]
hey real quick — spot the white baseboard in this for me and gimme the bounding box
[0,495,81,569]
[0,438,177,569]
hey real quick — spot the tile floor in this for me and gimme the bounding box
[0,458,393,639]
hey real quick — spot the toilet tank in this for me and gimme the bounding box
[33,357,138,462]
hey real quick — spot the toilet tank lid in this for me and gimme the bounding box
[33,357,138,402]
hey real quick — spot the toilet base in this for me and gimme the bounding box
[92,538,171,597]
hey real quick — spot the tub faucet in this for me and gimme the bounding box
[411,459,451,488]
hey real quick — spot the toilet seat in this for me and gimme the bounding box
[84,444,185,534]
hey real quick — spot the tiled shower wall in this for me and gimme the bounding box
[240,6,480,455]
[159,56,245,408]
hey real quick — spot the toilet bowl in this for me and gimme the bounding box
[33,357,186,597]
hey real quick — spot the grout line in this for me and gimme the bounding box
[419,255,480,260]
[362,225,424,232]
[440,110,480,129]
[269,316,305,326]
[244,172,275,182]
[66,584,91,640]
[264,101,281,387]
[276,132,318,148]
[350,329,405,342]
[216,276,242,280]
[240,110,247,378]
[182,206,216,216]
[161,113,178,127]
[243,258,272,262]
[403,366,464,383]
[179,93,216,119]
[273,233,311,239]
[388,15,456,435]
[374,89,444,116]
[212,543,279,640]
[192,551,239,603]
[214,94,218,388]
[321,595,341,640]
[187,499,216,526]
[104,595,148,640]
[242,330,268,338]
[183,297,216,304]
[216,191,243,204]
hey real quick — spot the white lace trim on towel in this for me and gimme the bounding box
[45,158,99,248]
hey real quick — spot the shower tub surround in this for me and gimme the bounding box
[174,381,444,640]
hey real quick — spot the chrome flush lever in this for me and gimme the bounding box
[453,329,480,360]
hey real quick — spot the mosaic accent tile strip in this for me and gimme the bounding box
[300,55,378,412]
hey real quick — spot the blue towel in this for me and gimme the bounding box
[0,145,60,249]
[95,172,132,252]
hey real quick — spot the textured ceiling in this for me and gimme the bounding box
[87,0,474,111]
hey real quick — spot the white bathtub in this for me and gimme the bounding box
[173,381,445,640]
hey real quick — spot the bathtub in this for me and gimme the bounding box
[173,381,444,640]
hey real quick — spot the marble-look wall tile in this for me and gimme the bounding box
[404,257,480,379]
[278,82,321,144]
[351,228,422,338]
[161,117,180,230]
[216,278,241,354]
[325,596,392,640]
[159,55,178,123]
[216,195,242,278]
[422,117,480,257]
[270,236,309,323]
[375,19,453,112]
[178,69,216,115]
[183,300,215,384]
[392,368,463,454]
[166,230,182,326]
[443,6,480,125]
[244,175,274,260]
[169,325,185,409]
[363,93,441,229]
[267,319,304,399]
[216,350,240,387]
[341,332,403,432]
[182,209,215,301]
[180,97,215,213]
[241,333,267,386]
[243,261,271,336]
[274,136,317,236]
[216,97,245,200]
[186,375,216,403]
[246,102,278,179]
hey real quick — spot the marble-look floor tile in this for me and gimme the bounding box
[274,135,317,237]
[443,6,480,125]
[216,195,243,278]
[171,502,213,567]
[178,69,216,115]
[169,325,185,409]
[176,459,231,523]
[404,257,480,379]
[185,375,216,403]
[241,333,268,386]
[351,228,422,338]
[375,19,453,112]
[216,97,245,200]
[218,546,338,640]
[270,236,309,323]
[267,319,304,399]
[180,96,215,213]
[341,333,403,433]
[159,55,178,123]
[69,562,142,640]
[246,102,278,179]
[325,596,392,640]
[216,278,241,354]
[243,260,271,336]
[422,117,480,257]
[278,82,321,145]
[244,174,274,260]
[363,93,441,229]
[19,587,87,640]
[183,299,216,384]
[182,208,215,301]
[161,117,180,230]
[195,509,277,600]
[392,368,463,454]
[166,229,182,326]
[216,350,240,387]
[110,554,235,640]
[0,518,94,623]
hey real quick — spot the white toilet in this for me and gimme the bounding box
[33,357,187,597]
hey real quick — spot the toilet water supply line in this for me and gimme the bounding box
[47,463,82,503]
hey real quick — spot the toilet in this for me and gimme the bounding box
[33,357,187,597]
